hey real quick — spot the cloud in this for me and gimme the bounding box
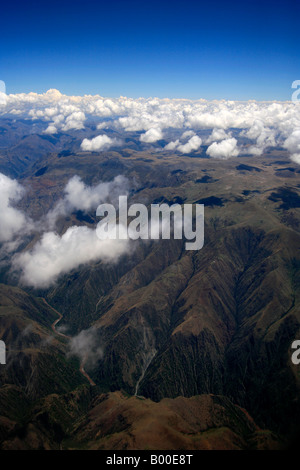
[240,119,277,155]
[290,154,300,164]
[68,327,103,369]
[205,128,230,144]
[206,137,239,159]
[0,174,131,288]
[43,124,58,134]
[283,129,300,163]
[46,174,129,228]
[177,135,202,153]
[0,173,31,243]
[81,134,121,151]
[64,174,128,211]
[164,134,202,153]
[25,91,86,132]
[13,224,130,288]
[181,130,195,139]
[164,139,180,151]
[140,128,163,143]
[61,111,85,131]
[0,90,300,163]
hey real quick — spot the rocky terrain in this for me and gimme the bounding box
[0,118,299,449]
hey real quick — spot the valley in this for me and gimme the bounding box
[0,118,299,449]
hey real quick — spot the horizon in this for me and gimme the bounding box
[1,86,299,164]
[1,87,300,102]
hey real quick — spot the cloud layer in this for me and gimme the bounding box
[0,89,299,162]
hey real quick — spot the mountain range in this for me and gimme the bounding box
[0,118,299,449]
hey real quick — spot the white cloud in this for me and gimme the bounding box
[282,129,300,164]
[14,224,130,288]
[165,133,201,152]
[2,174,131,287]
[62,111,85,131]
[241,119,277,155]
[177,135,202,153]
[245,145,264,156]
[164,139,180,151]
[66,174,128,211]
[206,137,239,159]
[205,128,230,144]
[0,173,31,243]
[97,122,109,130]
[140,127,163,143]
[46,174,129,228]
[68,327,103,369]
[181,130,195,139]
[0,89,300,163]
[43,124,57,134]
[290,154,300,164]
[81,134,121,151]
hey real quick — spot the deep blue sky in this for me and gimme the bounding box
[0,0,299,100]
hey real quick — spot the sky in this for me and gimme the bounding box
[0,0,299,100]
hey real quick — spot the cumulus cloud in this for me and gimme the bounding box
[181,130,195,139]
[43,124,57,135]
[177,135,202,153]
[0,173,31,243]
[64,174,128,211]
[291,154,300,164]
[0,89,300,163]
[164,134,202,153]
[140,128,163,143]
[81,134,121,151]
[25,90,86,132]
[283,129,300,163]
[241,119,277,155]
[46,174,129,228]
[62,111,85,131]
[205,128,230,144]
[206,137,239,159]
[13,224,130,288]
[164,139,180,151]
